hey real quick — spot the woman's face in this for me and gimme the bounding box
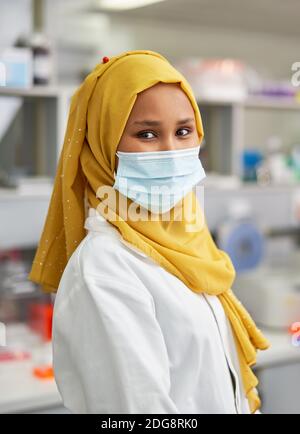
[115,82,200,170]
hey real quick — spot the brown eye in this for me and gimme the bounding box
[176,128,191,136]
[137,131,156,139]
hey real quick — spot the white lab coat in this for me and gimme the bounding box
[52,207,259,414]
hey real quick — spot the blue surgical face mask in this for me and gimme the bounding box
[113,145,206,214]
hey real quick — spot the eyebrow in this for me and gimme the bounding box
[132,117,195,126]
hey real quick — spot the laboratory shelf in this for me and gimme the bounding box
[0,85,76,179]
[197,95,300,177]
[198,95,300,110]
[0,189,51,249]
[0,84,76,98]
[244,96,300,111]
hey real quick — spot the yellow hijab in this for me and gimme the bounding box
[28,49,270,413]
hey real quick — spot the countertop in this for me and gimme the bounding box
[0,327,299,413]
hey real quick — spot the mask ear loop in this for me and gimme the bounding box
[114,154,118,179]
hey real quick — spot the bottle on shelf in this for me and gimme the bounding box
[14,32,54,86]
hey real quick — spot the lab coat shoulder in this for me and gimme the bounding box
[52,231,179,413]
[75,231,155,305]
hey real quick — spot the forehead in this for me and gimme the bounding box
[131,82,195,117]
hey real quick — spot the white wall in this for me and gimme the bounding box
[43,0,300,83]
[0,0,32,49]
[107,15,300,80]
[1,0,298,84]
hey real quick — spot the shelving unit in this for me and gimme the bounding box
[1,84,299,178]
[0,86,74,415]
[0,85,76,248]
[198,96,300,178]
[0,85,76,173]
[0,84,299,248]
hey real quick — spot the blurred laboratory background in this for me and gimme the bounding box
[1,0,300,414]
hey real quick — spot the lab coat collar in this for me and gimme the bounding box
[84,207,119,236]
[84,207,148,258]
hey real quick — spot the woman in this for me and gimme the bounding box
[28,49,270,414]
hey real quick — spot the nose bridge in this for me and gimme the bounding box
[161,130,177,151]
